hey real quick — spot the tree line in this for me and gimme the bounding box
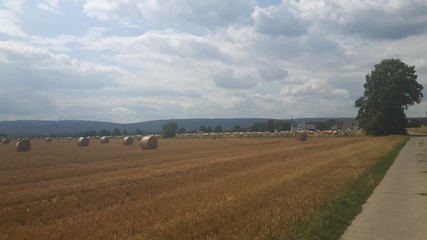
[161,119,345,138]
[76,128,144,137]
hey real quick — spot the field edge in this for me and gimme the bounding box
[287,136,410,240]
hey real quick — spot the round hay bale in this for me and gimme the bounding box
[294,132,308,141]
[67,137,72,141]
[122,136,134,145]
[2,138,11,144]
[77,137,90,146]
[46,137,52,142]
[16,139,31,152]
[140,135,158,150]
[100,136,110,143]
[135,135,143,141]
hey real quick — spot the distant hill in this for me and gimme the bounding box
[0,118,356,137]
[0,118,267,137]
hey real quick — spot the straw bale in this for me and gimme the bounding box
[100,136,110,143]
[77,137,90,146]
[140,135,158,150]
[294,131,308,141]
[122,136,134,145]
[16,139,31,152]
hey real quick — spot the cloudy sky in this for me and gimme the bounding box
[1,0,427,123]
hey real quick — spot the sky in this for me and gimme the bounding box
[1,0,427,123]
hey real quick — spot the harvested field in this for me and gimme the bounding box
[408,127,427,134]
[0,136,403,239]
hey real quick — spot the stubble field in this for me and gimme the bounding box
[0,135,403,239]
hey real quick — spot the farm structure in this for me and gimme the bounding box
[0,136,402,239]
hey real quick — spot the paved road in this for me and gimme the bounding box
[341,134,427,240]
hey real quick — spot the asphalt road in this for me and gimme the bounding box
[341,134,427,240]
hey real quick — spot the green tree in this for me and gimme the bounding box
[355,59,423,135]
[249,122,264,132]
[275,120,291,131]
[249,120,291,132]
[178,127,186,134]
[123,129,128,135]
[135,128,144,135]
[206,126,213,133]
[162,122,178,138]
[214,125,223,133]
[266,119,275,132]
[112,128,121,136]
[80,130,97,137]
[312,118,335,130]
[231,124,241,132]
[199,125,207,133]
[100,129,111,136]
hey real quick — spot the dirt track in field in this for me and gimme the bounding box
[0,136,403,239]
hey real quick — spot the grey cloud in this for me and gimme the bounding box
[57,105,114,122]
[87,32,229,63]
[154,37,229,61]
[341,3,427,39]
[253,36,300,59]
[258,67,289,81]
[253,5,308,37]
[169,0,255,28]
[252,30,341,63]
[0,42,121,91]
[84,0,255,29]
[106,87,202,99]
[0,87,57,116]
[300,30,341,55]
[0,61,120,91]
[212,69,257,89]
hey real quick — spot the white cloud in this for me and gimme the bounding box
[37,0,60,13]
[0,0,26,37]
[0,0,426,123]
[0,41,126,89]
[112,106,130,113]
[3,0,24,13]
[280,77,349,101]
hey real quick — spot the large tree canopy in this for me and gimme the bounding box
[162,121,178,138]
[355,59,423,135]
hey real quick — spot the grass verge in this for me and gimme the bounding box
[287,136,409,240]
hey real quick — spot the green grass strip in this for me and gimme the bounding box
[287,136,409,240]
